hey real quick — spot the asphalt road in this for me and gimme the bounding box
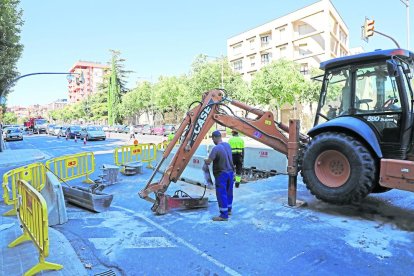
[3,133,414,275]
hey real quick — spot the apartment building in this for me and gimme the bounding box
[47,98,68,111]
[68,61,108,103]
[227,0,350,82]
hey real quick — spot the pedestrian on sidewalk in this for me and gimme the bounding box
[228,130,245,188]
[129,124,135,141]
[205,130,234,221]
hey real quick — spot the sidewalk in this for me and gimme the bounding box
[0,210,88,275]
[0,148,48,168]
[0,147,88,275]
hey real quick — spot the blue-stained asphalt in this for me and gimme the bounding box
[2,134,414,275]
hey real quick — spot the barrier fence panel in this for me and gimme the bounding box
[140,143,157,168]
[45,152,95,184]
[157,140,169,150]
[2,162,46,216]
[114,145,143,166]
[113,143,157,168]
[8,179,63,275]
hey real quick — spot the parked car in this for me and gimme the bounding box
[52,125,62,136]
[115,125,126,133]
[47,124,56,135]
[79,126,106,141]
[107,125,116,132]
[141,124,154,135]
[65,125,82,138]
[52,125,67,136]
[102,125,109,132]
[123,126,131,134]
[163,124,177,136]
[4,127,23,141]
[153,124,177,136]
[133,124,145,134]
[153,125,165,136]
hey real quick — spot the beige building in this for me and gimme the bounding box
[47,98,68,111]
[68,61,108,103]
[227,0,350,82]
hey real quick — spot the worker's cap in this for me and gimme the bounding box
[212,130,221,138]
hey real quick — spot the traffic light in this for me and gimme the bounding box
[364,18,375,38]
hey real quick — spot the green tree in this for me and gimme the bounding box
[188,55,250,104]
[251,59,309,109]
[106,50,132,125]
[88,92,108,123]
[0,0,24,99]
[119,88,142,123]
[153,75,189,122]
[3,112,17,124]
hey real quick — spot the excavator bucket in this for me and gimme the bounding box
[62,185,113,213]
[153,194,209,215]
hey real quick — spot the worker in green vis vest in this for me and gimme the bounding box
[228,130,245,188]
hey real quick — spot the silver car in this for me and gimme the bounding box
[4,127,23,141]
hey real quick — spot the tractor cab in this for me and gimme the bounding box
[313,49,414,159]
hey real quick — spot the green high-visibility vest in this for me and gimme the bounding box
[229,136,244,154]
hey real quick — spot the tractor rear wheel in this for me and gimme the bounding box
[301,132,377,204]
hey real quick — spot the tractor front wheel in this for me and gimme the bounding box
[301,132,377,204]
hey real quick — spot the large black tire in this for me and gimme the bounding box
[301,132,377,204]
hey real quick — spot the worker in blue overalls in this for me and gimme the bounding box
[205,130,234,221]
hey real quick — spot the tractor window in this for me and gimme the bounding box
[319,69,350,121]
[354,64,401,114]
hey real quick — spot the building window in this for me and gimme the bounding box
[300,63,309,75]
[298,43,308,56]
[339,29,347,45]
[249,39,255,50]
[279,28,286,41]
[233,43,242,55]
[250,56,255,67]
[261,35,271,47]
[233,60,243,71]
[279,46,287,58]
[261,53,271,64]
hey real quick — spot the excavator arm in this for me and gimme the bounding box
[138,89,305,214]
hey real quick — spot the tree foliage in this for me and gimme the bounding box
[0,0,24,98]
[3,112,17,124]
[251,59,311,109]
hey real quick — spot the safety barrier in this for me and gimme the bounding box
[157,140,169,150]
[2,162,46,216]
[45,152,95,184]
[8,179,63,275]
[114,143,157,168]
[140,143,157,168]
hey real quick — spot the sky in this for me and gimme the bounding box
[8,0,411,107]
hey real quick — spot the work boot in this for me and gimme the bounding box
[235,182,240,188]
[212,216,228,221]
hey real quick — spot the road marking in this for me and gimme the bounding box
[89,237,176,249]
[115,206,241,276]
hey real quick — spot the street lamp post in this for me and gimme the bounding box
[0,71,84,152]
[400,0,410,49]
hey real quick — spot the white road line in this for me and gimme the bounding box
[115,206,241,276]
